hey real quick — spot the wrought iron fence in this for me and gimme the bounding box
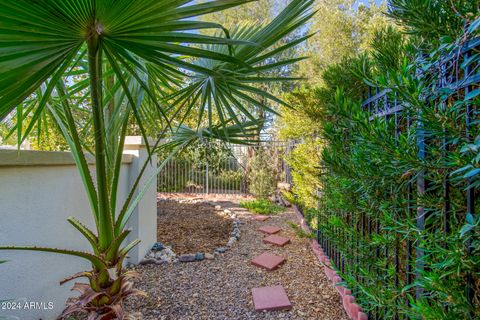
[157,141,294,195]
[312,37,480,319]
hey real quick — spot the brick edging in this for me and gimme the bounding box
[292,205,368,320]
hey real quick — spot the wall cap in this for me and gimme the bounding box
[0,150,133,167]
[124,136,155,150]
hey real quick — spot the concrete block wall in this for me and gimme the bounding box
[0,137,157,319]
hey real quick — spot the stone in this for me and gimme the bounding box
[251,252,285,271]
[252,285,292,311]
[128,312,143,320]
[253,215,270,222]
[258,225,282,235]
[195,252,205,261]
[151,242,165,251]
[205,253,215,260]
[215,205,221,210]
[263,234,290,247]
[139,258,157,265]
[163,248,175,257]
[215,247,227,253]
[179,254,196,262]
[224,209,231,214]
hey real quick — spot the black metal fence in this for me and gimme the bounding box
[314,37,479,318]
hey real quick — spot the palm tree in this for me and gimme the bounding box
[0,0,313,318]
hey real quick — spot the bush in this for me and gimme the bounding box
[283,3,480,318]
[240,199,285,215]
[246,148,278,198]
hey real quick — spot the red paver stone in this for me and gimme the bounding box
[263,234,290,247]
[253,215,270,221]
[251,252,285,271]
[258,225,281,234]
[252,285,292,311]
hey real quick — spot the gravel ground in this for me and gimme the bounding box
[157,200,232,254]
[125,198,348,320]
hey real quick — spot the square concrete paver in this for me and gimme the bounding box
[252,285,292,311]
[253,215,270,221]
[251,252,285,271]
[258,225,281,234]
[263,234,290,247]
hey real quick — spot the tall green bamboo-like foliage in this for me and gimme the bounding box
[0,1,313,318]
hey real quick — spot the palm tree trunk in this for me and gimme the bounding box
[87,28,114,252]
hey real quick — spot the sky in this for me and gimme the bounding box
[354,0,385,10]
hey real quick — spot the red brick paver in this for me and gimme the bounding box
[252,285,292,311]
[258,225,281,235]
[263,234,290,247]
[251,252,286,271]
[253,215,270,221]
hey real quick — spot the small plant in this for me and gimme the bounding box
[240,199,285,215]
[287,221,314,239]
[281,190,298,205]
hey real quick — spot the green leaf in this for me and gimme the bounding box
[465,88,480,101]
[0,246,106,270]
[464,168,480,179]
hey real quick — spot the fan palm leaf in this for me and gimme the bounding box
[0,0,312,317]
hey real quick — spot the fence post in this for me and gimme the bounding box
[464,51,475,308]
[206,161,209,194]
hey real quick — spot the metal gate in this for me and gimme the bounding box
[157,141,293,195]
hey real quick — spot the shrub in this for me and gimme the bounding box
[240,199,285,215]
[246,148,278,198]
[284,2,480,318]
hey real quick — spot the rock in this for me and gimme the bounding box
[215,205,221,210]
[205,253,215,260]
[179,254,196,262]
[195,252,205,261]
[224,209,231,214]
[139,258,156,265]
[163,248,175,257]
[151,242,165,251]
[277,181,291,191]
[128,312,143,320]
[160,257,172,263]
[215,247,227,253]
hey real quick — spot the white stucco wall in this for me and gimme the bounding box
[0,138,157,320]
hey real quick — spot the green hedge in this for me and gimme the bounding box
[290,2,480,319]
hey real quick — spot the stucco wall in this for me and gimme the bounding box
[0,138,157,320]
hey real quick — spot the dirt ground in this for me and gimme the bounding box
[157,199,232,255]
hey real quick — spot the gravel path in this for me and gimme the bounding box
[125,198,348,320]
